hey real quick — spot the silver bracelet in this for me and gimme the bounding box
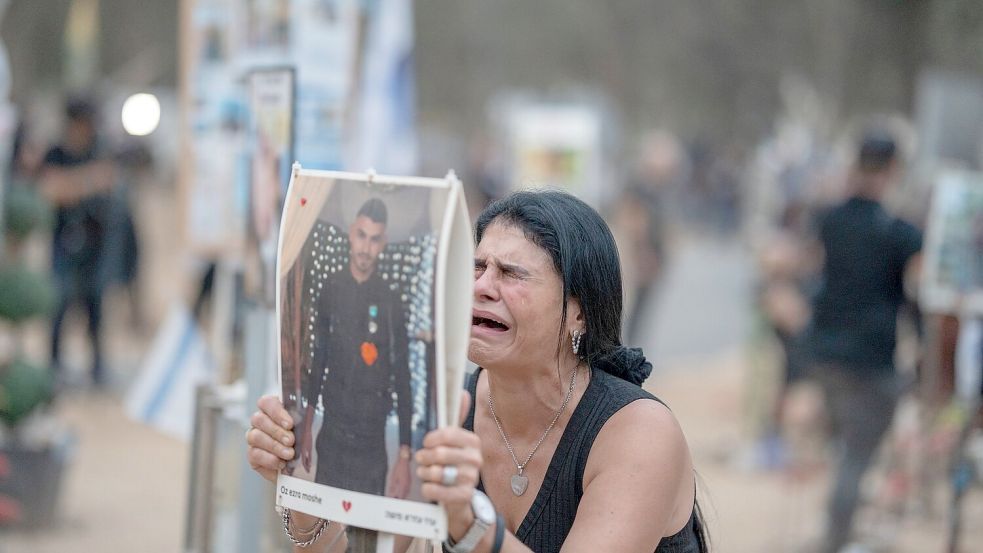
[290,509,326,536]
[282,508,329,547]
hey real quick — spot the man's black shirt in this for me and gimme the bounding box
[808,197,922,372]
[305,266,413,448]
[41,144,110,263]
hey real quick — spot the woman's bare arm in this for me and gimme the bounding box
[560,399,692,553]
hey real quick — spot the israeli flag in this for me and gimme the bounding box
[347,0,417,174]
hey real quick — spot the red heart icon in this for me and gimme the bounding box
[342,500,352,512]
[300,197,308,206]
[360,342,378,366]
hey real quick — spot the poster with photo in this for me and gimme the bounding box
[921,170,983,316]
[245,0,291,51]
[290,0,360,169]
[247,67,296,303]
[187,0,247,254]
[505,103,604,207]
[275,166,472,541]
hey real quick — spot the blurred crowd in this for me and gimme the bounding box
[740,112,983,551]
[459,100,983,551]
[4,96,151,387]
[0,93,158,526]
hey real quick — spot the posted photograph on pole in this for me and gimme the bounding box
[247,66,296,305]
[275,166,472,540]
[920,170,983,316]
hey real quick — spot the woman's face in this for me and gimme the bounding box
[469,221,572,371]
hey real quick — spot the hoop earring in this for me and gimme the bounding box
[571,329,583,356]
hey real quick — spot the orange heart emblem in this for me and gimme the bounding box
[360,342,378,366]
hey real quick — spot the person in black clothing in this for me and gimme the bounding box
[805,131,922,553]
[296,198,413,500]
[616,131,682,345]
[38,98,116,385]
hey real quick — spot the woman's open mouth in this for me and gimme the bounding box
[471,315,510,332]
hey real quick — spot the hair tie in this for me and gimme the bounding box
[594,347,652,386]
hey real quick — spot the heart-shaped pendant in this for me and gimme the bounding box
[510,474,529,496]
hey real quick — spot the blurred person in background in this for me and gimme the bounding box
[613,130,686,345]
[802,130,922,553]
[107,139,150,331]
[465,135,507,222]
[37,97,116,387]
[703,145,744,236]
[747,131,835,469]
[754,229,813,467]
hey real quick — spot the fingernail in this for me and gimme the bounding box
[281,419,292,429]
[281,434,292,445]
[282,447,294,457]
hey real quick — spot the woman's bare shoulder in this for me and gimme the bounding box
[586,397,690,484]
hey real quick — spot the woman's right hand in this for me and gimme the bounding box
[246,395,296,483]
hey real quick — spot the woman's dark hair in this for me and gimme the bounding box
[474,189,651,385]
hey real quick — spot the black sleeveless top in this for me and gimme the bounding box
[463,367,704,553]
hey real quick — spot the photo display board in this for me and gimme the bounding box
[275,165,473,540]
[921,170,983,316]
[247,66,296,304]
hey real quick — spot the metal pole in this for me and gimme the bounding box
[184,384,218,553]
[238,303,277,553]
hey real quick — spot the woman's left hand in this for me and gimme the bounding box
[415,392,484,540]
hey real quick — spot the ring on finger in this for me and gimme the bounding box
[441,465,459,486]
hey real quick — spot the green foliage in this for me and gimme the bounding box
[0,264,56,323]
[3,184,52,240]
[0,357,53,427]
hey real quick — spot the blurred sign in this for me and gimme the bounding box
[346,0,417,174]
[916,70,983,170]
[289,0,359,170]
[921,170,983,316]
[186,0,248,254]
[247,66,295,304]
[184,0,358,253]
[183,0,417,253]
[506,103,603,206]
[63,0,100,89]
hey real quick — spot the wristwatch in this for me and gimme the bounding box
[445,490,496,553]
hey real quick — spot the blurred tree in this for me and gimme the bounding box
[0,0,979,164]
[416,0,983,151]
[0,0,177,105]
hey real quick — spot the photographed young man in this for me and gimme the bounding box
[298,198,414,500]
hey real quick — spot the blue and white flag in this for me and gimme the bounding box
[125,305,214,441]
[346,0,417,174]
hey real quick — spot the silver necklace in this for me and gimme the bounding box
[487,363,580,496]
